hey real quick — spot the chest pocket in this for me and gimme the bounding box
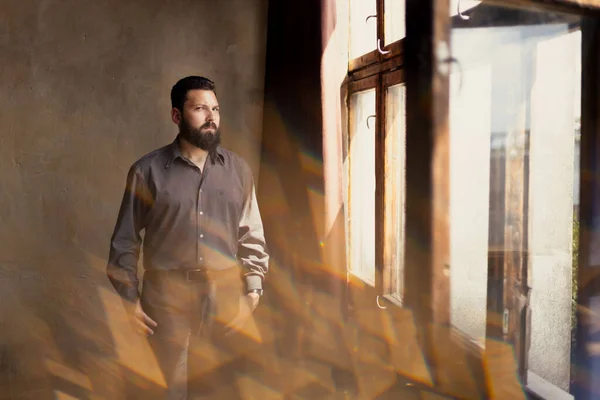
[213,183,245,224]
[144,167,200,226]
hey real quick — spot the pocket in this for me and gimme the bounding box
[215,186,244,221]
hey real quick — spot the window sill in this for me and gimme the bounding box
[526,371,573,400]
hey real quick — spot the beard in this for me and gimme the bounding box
[179,117,221,153]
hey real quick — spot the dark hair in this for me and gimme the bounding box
[170,76,216,111]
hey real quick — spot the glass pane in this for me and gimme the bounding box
[384,0,405,45]
[448,2,581,392]
[348,89,376,284]
[385,83,406,300]
[349,0,377,60]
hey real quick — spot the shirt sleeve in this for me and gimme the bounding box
[106,164,153,303]
[238,182,269,292]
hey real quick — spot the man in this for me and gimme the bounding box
[106,76,269,399]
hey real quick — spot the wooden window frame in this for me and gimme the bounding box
[344,0,600,397]
[345,59,406,305]
[344,0,408,307]
[381,70,406,305]
[348,0,405,73]
[346,75,380,289]
[345,0,600,309]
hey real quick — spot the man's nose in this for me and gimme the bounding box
[206,110,214,121]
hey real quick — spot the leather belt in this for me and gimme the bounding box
[144,267,237,283]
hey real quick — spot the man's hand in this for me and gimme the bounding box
[224,293,259,336]
[131,299,158,336]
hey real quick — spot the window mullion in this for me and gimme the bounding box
[377,0,385,47]
[375,74,386,293]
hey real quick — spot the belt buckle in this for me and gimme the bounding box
[186,269,206,283]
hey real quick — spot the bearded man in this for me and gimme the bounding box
[106,76,269,399]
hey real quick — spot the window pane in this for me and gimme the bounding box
[348,89,376,284]
[448,3,581,391]
[384,0,405,45]
[385,83,406,300]
[349,0,377,60]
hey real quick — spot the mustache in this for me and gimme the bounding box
[201,122,217,130]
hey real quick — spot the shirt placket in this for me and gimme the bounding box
[196,162,209,268]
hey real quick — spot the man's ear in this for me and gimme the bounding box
[171,108,181,125]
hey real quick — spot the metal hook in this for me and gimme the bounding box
[445,56,464,93]
[365,15,391,55]
[376,296,387,309]
[458,0,470,20]
[366,115,376,129]
[377,39,391,55]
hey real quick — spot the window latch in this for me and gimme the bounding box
[458,0,471,21]
[366,115,376,130]
[365,14,390,55]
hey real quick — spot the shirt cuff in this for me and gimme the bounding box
[245,274,263,292]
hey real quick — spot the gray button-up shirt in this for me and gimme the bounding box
[107,136,269,302]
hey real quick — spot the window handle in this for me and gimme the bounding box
[366,115,376,129]
[458,0,471,20]
[376,295,388,309]
[365,14,390,55]
[377,39,391,55]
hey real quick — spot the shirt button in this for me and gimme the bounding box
[199,211,204,215]
[200,234,204,239]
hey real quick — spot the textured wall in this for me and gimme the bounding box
[0,0,267,397]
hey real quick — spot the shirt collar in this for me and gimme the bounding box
[165,135,225,168]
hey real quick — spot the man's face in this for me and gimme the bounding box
[176,89,221,151]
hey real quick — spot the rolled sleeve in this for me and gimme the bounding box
[238,183,269,292]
